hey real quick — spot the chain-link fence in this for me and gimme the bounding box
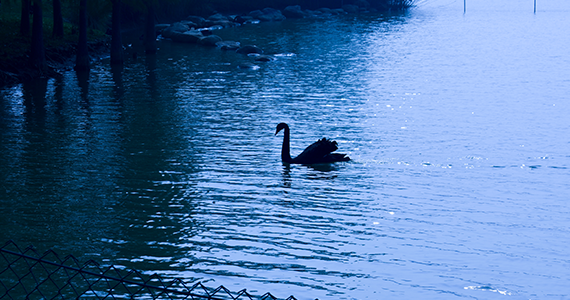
[0,240,299,300]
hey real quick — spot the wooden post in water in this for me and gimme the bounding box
[464,0,466,13]
[534,0,536,13]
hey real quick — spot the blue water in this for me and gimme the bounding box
[1,0,569,299]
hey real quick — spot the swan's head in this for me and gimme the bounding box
[275,122,289,135]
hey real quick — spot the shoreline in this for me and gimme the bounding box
[0,3,408,88]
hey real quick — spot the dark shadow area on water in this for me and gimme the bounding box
[281,162,344,185]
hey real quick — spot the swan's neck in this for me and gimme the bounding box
[281,127,293,163]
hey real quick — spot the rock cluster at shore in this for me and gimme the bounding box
[157,3,373,66]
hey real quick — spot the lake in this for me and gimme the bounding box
[1,0,569,299]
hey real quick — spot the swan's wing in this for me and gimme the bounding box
[294,138,339,163]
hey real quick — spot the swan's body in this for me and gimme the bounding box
[275,123,350,164]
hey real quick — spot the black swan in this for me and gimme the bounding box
[275,123,350,164]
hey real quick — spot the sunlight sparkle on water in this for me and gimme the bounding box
[464,286,512,296]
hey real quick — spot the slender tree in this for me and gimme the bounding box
[52,0,64,38]
[30,0,46,73]
[20,0,31,35]
[110,0,124,64]
[75,0,90,70]
[144,2,157,54]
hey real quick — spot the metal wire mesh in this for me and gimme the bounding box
[0,240,299,300]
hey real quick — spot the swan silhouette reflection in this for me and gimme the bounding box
[281,163,341,188]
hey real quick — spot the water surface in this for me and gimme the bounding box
[1,0,570,299]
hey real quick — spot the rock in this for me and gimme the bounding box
[216,41,241,51]
[249,8,286,22]
[236,45,264,55]
[342,4,359,13]
[310,9,331,17]
[155,24,170,34]
[204,19,235,28]
[248,10,264,19]
[354,0,371,8]
[283,5,305,18]
[233,15,253,24]
[208,13,229,22]
[304,9,317,17]
[261,7,286,21]
[331,8,347,15]
[185,15,206,27]
[319,7,346,15]
[238,62,260,70]
[180,20,198,28]
[198,35,223,46]
[161,22,190,39]
[170,31,203,43]
[254,55,273,62]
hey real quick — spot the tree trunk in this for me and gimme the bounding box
[20,0,31,36]
[52,0,64,38]
[75,0,90,70]
[110,0,124,65]
[30,0,46,73]
[144,4,157,54]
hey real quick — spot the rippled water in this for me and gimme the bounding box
[1,0,570,299]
